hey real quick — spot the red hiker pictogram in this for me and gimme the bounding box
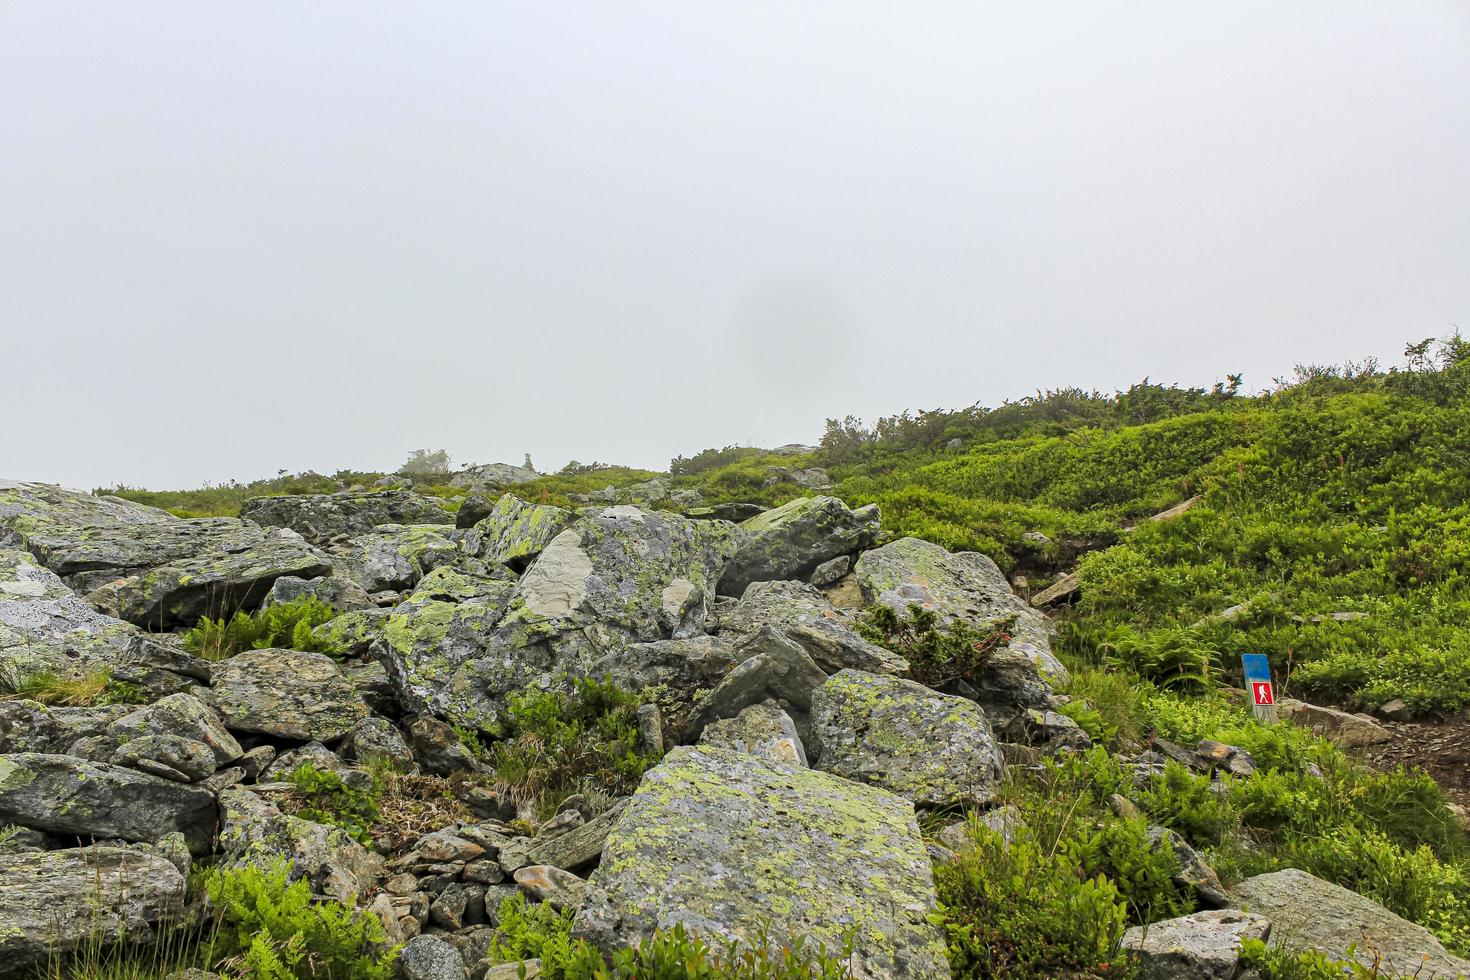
[1252,681,1274,706]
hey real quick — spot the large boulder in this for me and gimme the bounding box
[451,463,540,488]
[339,524,461,593]
[0,547,171,680]
[218,788,382,901]
[1121,909,1271,980]
[240,490,452,546]
[1276,699,1392,749]
[86,527,332,630]
[377,583,515,716]
[0,480,171,547]
[1229,868,1470,977]
[262,574,375,612]
[810,669,1004,808]
[720,579,906,674]
[0,753,216,852]
[207,649,367,741]
[459,495,574,571]
[438,507,739,730]
[572,746,950,979]
[854,536,1063,678]
[3,482,333,628]
[0,846,188,972]
[718,496,879,596]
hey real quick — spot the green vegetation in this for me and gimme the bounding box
[470,676,662,819]
[43,860,395,980]
[485,893,858,979]
[0,666,147,707]
[182,596,344,660]
[280,762,383,846]
[857,603,1014,689]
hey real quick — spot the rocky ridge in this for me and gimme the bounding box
[0,477,1463,978]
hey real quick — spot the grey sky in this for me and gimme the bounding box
[3,3,1467,490]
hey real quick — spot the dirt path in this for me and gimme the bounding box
[1355,716,1470,812]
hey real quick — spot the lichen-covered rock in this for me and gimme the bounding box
[589,635,744,737]
[451,463,539,488]
[218,788,381,901]
[0,547,170,681]
[1229,868,1470,977]
[88,528,333,630]
[340,524,461,593]
[240,490,452,546]
[410,564,516,601]
[1121,909,1271,980]
[0,846,187,972]
[699,700,808,766]
[107,693,243,768]
[340,717,416,772]
[810,669,1004,808]
[207,649,367,741]
[720,579,906,675]
[573,746,949,979]
[718,496,879,597]
[460,495,574,570]
[314,607,393,655]
[854,536,1066,684]
[0,480,171,545]
[378,584,515,717]
[514,865,586,911]
[262,574,375,611]
[686,628,827,742]
[0,753,217,852]
[439,507,739,730]
[111,734,217,783]
[0,701,130,755]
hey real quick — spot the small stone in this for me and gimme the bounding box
[385,872,419,895]
[514,865,587,911]
[1122,909,1270,980]
[395,935,467,980]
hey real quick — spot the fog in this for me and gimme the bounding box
[3,2,1466,488]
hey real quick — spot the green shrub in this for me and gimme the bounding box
[936,825,1133,978]
[199,860,397,979]
[485,676,661,819]
[280,762,382,846]
[183,597,344,660]
[485,895,856,979]
[0,667,147,707]
[1134,762,1237,847]
[1237,938,1380,979]
[857,603,1015,689]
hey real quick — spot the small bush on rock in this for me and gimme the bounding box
[183,596,343,660]
[857,603,1014,688]
[281,762,382,846]
[484,676,661,819]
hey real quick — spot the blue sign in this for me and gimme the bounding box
[1241,654,1271,683]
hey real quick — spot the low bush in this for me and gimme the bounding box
[479,676,661,819]
[199,860,397,979]
[936,824,1133,978]
[280,762,383,846]
[857,603,1014,689]
[183,597,343,660]
[0,666,146,707]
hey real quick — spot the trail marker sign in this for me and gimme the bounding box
[1241,654,1278,723]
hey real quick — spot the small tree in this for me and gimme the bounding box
[398,448,452,475]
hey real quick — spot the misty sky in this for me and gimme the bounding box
[3,3,1468,490]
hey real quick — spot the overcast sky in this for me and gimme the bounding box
[3,3,1467,490]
